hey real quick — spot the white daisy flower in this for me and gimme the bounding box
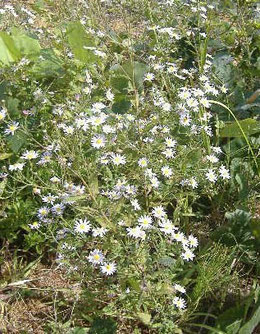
[188,235,198,248]
[206,169,217,183]
[28,221,41,229]
[161,166,173,178]
[219,165,230,180]
[9,162,25,171]
[138,215,152,229]
[92,227,108,237]
[111,154,126,166]
[173,296,186,309]
[21,150,38,160]
[131,199,141,211]
[150,176,160,188]
[0,108,7,121]
[126,226,146,240]
[91,135,106,149]
[37,207,49,218]
[88,249,104,265]
[159,219,176,234]
[181,249,195,261]
[106,89,114,102]
[144,72,155,81]
[174,284,186,294]
[5,122,19,135]
[100,262,117,275]
[138,158,148,168]
[172,231,185,242]
[165,137,176,148]
[206,154,219,163]
[50,176,61,183]
[189,177,198,189]
[75,219,91,233]
[91,102,106,113]
[200,98,210,108]
[162,148,175,159]
[152,205,166,219]
[52,203,65,216]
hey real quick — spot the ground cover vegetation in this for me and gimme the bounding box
[0,0,259,333]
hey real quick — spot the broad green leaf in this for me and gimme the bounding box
[67,22,97,63]
[32,48,64,78]
[122,61,148,89]
[110,75,129,93]
[137,312,151,326]
[220,119,260,138]
[11,28,41,58]
[89,318,117,334]
[213,52,233,84]
[7,130,27,153]
[111,61,148,91]
[112,96,131,114]
[6,97,20,117]
[0,31,21,65]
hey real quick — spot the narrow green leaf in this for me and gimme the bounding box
[0,153,12,160]
[239,304,260,334]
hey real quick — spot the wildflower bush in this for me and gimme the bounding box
[0,0,259,333]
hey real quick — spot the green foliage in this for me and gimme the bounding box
[31,48,64,78]
[89,318,117,334]
[0,31,21,65]
[215,285,260,334]
[220,119,260,138]
[0,0,259,333]
[11,28,41,59]
[67,21,97,64]
[211,209,259,264]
